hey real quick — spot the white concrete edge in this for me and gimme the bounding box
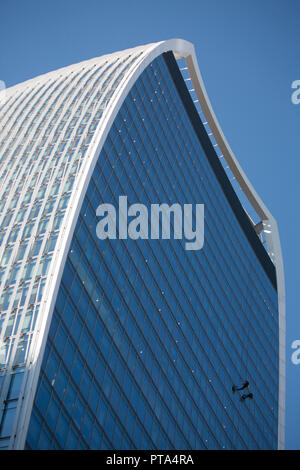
[13,38,285,450]
[185,48,285,449]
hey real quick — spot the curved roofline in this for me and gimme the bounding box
[13,39,285,449]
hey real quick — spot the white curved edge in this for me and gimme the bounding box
[185,46,285,449]
[13,38,285,450]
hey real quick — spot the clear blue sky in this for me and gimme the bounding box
[1,0,299,449]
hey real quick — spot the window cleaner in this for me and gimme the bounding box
[232,380,250,393]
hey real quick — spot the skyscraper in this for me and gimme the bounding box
[0,39,285,450]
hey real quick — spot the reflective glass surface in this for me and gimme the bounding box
[0,48,143,448]
[25,55,279,450]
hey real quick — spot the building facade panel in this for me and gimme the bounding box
[25,54,279,449]
[0,46,148,449]
[0,40,284,450]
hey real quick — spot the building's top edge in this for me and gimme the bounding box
[4,40,169,94]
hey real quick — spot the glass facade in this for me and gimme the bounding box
[0,48,145,449]
[23,54,279,450]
